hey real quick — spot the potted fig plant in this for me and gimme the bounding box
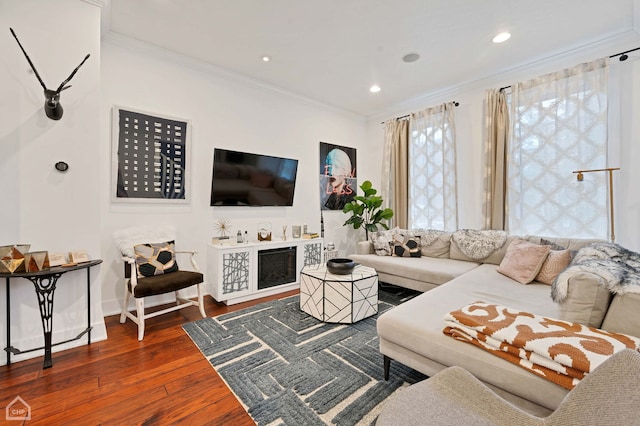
[342,180,394,240]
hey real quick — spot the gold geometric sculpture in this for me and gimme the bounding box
[24,251,50,272]
[0,244,30,273]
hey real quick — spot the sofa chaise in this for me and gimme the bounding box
[349,229,639,415]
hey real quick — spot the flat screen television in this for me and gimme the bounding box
[210,148,298,206]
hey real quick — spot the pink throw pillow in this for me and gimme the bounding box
[497,239,551,284]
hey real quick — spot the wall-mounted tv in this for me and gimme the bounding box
[210,148,298,206]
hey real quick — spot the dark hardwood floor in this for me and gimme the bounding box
[1,290,299,425]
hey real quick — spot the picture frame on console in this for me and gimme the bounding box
[110,106,192,204]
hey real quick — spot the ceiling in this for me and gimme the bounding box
[105,0,638,117]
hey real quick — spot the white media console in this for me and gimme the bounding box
[206,238,323,304]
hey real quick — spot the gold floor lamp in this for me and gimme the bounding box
[572,167,620,242]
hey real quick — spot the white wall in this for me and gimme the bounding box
[99,38,369,315]
[0,0,105,366]
[366,32,640,252]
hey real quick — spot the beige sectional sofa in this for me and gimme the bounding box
[349,230,638,416]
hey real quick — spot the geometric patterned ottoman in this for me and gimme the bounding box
[300,263,378,323]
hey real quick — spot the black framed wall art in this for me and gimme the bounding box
[111,106,191,204]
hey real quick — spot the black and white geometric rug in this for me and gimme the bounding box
[183,294,425,426]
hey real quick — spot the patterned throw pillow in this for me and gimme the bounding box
[134,241,179,277]
[392,234,421,258]
[370,230,394,256]
[536,249,572,285]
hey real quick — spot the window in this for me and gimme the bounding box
[507,59,609,238]
[409,104,458,231]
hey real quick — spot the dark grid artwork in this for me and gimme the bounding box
[115,108,189,201]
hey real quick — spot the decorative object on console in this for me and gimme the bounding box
[257,222,272,241]
[111,106,191,204]
[326,258,357,274]
[47,252,66,267]
[0,244,29,273]
[324,242,339,262]
[342,180,394,240]
[69,250,90,264]
[572,167,620,242]
[24,251,50,272]
[10,28,90,121]
[282,225,287,240]
[292,225,301,238]
[213,217,231,238]
[320,142,357,210]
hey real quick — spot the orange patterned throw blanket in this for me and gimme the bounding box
[443,302,640,389]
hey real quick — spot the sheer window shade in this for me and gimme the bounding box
[409,103,458,231]
[507,58,609,239]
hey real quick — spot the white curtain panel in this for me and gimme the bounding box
[508,58,609,238]
[409,102,458,231]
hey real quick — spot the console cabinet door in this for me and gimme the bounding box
[208,245,254,301]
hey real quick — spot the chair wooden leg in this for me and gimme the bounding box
[120,285,130,324]
[197,283,206,318]
[135,298,145,341]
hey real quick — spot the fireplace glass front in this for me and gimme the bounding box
[257,246,297,289]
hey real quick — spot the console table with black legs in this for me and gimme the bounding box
[2,259,102,369]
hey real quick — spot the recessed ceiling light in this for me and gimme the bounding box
[261,55,271,62]
[402,53,420,63]
[492,32,511,43]
[370,85,381,93]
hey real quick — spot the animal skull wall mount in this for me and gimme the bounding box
[10,28,90,121]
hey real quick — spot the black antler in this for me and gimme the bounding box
[55,53,91,94]
[10,28,48,90]
[10,27,90,121]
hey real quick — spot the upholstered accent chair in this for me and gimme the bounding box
[113,226,206,340]
[376,349,640,425]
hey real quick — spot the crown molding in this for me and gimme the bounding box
[369,28,640,123]
[80,0,111,40]
[102,31,365,122]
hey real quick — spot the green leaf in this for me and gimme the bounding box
[340,180,394,235]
